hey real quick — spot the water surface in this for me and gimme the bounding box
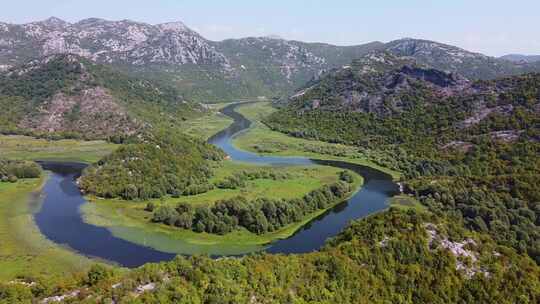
[34,103,398,267]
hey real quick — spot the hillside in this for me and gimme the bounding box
[0,54,225,200]
[1,18,538,101]
[2,209,539,302]
[501,54,540,63]
[384,38,529,80]
[265,53,540,263]
[0,54,202,140]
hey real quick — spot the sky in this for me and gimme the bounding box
[1,0,539,56]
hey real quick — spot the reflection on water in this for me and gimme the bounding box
[35,162,175,267]
[34,103,398,267]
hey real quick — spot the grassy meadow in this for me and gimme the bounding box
[81,160,363,255]
[180,103,234,140]
[232,102,401,179]
[0,135,118,163]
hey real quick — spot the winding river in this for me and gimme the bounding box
[34,103,398,267]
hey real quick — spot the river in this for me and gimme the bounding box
[34,103,398,267]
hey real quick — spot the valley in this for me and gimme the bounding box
[0,11,539,303]
[26,102,393,262]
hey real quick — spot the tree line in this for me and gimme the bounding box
[0,159,41,182]
[151,172,354,235]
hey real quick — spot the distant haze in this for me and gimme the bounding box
[1,0,539,56]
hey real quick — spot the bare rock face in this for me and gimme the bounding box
[19,87,139,138]
[0,54,168,139]
[385,38,526,80]
[289,51,473,115]
[0,18,230,69]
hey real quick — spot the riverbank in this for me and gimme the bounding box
[232,102,401,180]
[27,101,398,265]
[80,160,363,255]
[0,135,118,163]
[0,176,94,283]
[181,103,234,140]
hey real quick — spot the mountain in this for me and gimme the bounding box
[0,18,382,101]
[284,51,472,116]
[500,54,540,63]
[384,38,532,80]
[270,50,540,148]
[3,18,538,102]
[214,37,383,95]
[0,54,202,140]
[266,53,540,262]
[0,17,230,68]
[0,53,224,200]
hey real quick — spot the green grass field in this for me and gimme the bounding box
[232,102,401,179]
[180,103,234,140]
[389,195,427,211]
[0,177,94,283]
[81,161,363,255]
[0,135,118,163]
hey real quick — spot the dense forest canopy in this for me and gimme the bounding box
[79,129,224,200]
[265,59,540,263]
[2,209,538,303]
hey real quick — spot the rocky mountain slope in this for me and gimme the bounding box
[0,17,230,68]
[274,50,539,139]
[265,51,540,263]
[500,54,540,63]
[384,38,530,80]
[286,51,474,116]
[0,54,201,139]
[2,18,538,101]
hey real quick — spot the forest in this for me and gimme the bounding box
[151,172,354,235]
[265,72,540,263]
[2,209,538,303]
[79,129,224,200]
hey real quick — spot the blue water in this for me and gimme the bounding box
[34,103,398,267]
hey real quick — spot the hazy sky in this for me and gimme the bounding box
[1,0,539,56]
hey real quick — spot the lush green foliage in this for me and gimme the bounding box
[214,169,291,190]
[79,129,224,200]
[0,54,204,140]
[266,71,540,263]
[3,209,538,303]
[0,159,41,182]
[152,174,354,235]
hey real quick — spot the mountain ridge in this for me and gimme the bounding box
[2,17,539,101]
[0,53,203,139]
[500,54,540,63]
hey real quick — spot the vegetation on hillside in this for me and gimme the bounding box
[0,55,230,202]
[2,209,538,303]
[266,66,540,263]
[0,54,204,140]
[79,129,224,200]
